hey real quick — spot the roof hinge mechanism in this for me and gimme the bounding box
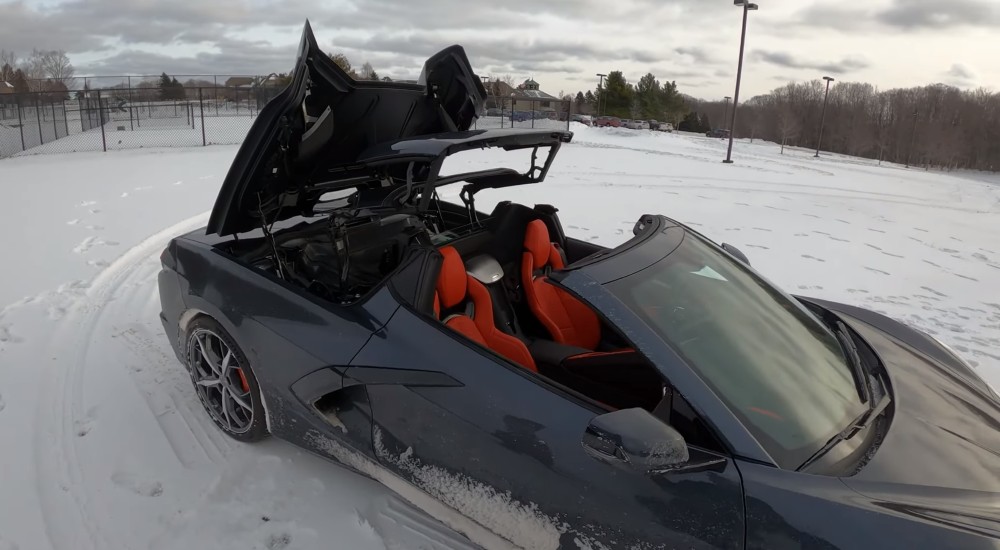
[460,185,480,227]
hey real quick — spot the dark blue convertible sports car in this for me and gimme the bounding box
[158,22,1000,550]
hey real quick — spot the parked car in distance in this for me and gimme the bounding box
[570,114,593,126]
[594,116,622,127]
[648,120,660,130]
[707,128,731,138]
[485,108,502,117]
[657,122,674,133]
[634,120,650,130]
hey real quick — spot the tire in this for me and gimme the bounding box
[184,316,268,442]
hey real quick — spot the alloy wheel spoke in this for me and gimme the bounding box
[220,387,233,430]
[230,390,252,413]
[196,333,213,369]
[197,377,220,387]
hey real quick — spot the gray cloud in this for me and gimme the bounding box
[752,50,870,75]
[942,63,977,88]
[876,0,999,29]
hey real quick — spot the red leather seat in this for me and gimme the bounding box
[435,246,537,372]
[521,220,602,350]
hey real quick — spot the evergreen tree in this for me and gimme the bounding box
[635,72,661,119]
[575,91,585,112]
[170,77,185,100]
[158,72,172,100]
[599,71,633,118]
[11,68,29,94]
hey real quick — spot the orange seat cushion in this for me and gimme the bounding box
[522,220,601,350]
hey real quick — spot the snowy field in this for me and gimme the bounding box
[0,125,998,550]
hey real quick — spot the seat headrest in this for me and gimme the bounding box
[436,246,468,310]
[524,219,552,268]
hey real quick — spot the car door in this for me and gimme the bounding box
[349,304,746,550]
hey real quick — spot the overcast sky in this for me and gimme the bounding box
[2,0,997,99]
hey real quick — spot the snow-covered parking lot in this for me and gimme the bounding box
[1,125,998,550]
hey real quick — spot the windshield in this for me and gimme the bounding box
[606,231,866,468]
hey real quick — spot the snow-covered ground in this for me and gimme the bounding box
[0,125,998,550]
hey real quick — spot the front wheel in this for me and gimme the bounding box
[184,317,268,442]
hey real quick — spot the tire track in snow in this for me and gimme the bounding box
[34,212,214,550]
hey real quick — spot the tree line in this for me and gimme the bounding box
[688,80,1000,171]
[1,49,75,99]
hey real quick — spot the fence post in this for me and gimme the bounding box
[62,100,69,136]
[51,101,58,138]
[199,88,206,146]
[567,100,571,132]
[36,96,44,145]
[129,105,134,131]
[17,96,25,151]
[97,89,107,152]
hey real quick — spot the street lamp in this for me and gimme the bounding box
[723,96,732,132]
[596,73,607,117]
[723,0,758,164]
[814,76,835,158]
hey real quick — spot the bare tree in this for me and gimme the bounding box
[359,61,377,80]
[39,50,75,89]
[778,106,800,154]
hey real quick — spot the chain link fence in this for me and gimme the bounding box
[2,89,576,159]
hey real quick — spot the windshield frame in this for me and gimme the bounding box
[552,215,869,468]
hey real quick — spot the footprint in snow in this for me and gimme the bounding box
[752,227,772,233]
[829,236,850,243]
[907,236,923,243]
[66,219,80,226]
[954,273,979,282]
[86,259,110,268]
[865,244,882,251]
[746,244,770,250]
[89,208,101,214]
[920,286,948,298]
[836,219,851,225]
[922,260,941,268]
[266,533,292,550]
[881,251,905,259]
[0,393,5,412]
[868,228,886,234]
[801,255,826,263]
[940,248,959,254]
[133,185,152,191]
[74,417,95,437]
[120,192,128,198]
[802,214,821,219]
[864,267,891,275]
[111,471,163,497]
[847,289,870,294]
[0,324,23,344]
[972,253,990,262]
[914,228,929,233]
[77,200,97,207]
[84,225,104,231]
[794,233,809,237]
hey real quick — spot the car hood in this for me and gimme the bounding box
[207,21,487,236]
[814,302,1000,525]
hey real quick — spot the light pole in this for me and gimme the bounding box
[595,73,607,117]
[723,96,732,131]
[814,76,835,158]
[906,110,918,168]
[724,0,758,164]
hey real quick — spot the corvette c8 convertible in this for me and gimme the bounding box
[158,21,1000,550]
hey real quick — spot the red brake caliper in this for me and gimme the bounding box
[235,368,250,393]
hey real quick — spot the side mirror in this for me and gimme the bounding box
[582,408,689,474]
[722,243,751,266]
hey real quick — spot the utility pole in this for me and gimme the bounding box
[596,73,607,117]
[724,0,759,164]
[814,76,835,158]
[724,96,732,131]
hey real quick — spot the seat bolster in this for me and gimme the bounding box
[445,315,487,346]
[468,275,537,372]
